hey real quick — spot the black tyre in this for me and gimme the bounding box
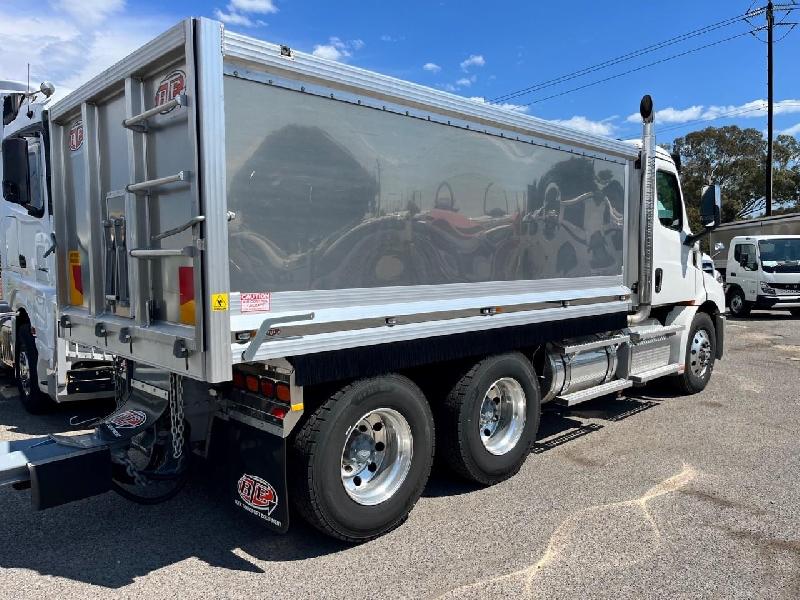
[674,312,716,395]
[290,374,435,542]
[727,287,751,317]
[438,353,540,485]
[790,308,800,318]
[15,323,54,414]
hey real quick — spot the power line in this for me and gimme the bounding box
[491,8,764,104]
[518,28,763,107]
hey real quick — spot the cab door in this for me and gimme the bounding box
[650,161,695,305]
[730,242,759,301]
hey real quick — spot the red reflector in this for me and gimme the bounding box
[245,375,259,393]
[275,382,291,403]
[260,378,275,398]
[270,406,288,419]
[232,371,245,389]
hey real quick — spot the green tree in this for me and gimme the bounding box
[667,126,800,230]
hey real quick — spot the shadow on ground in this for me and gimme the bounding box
[0,375,679,588]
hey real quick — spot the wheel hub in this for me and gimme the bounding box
[18,351,31,397]
[478,377,527,456]
[690,329,713,378]
[340,408,413,506]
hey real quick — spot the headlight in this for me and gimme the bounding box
[760,281,775,295]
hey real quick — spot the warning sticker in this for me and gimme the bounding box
[211,293,229,311]
[240,292,271,313]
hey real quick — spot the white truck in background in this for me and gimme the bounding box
[0,19,725,542]
[1,82,115,412]
[709,214,800,317]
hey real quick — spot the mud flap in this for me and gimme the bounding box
[227,418,289,534]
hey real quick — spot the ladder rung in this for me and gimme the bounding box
[123,93,186,129]
[129,246,195,259]
[127,171,188,193]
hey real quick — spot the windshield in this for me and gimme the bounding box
[759,238,800,273]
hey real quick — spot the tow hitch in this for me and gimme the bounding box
[0,385,171,509]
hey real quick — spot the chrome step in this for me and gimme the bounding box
[630,362,682,383]
[555,379,633,407]
[629,323,684,343]
[553,334,630,355]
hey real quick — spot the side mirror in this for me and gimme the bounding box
[2,93,25,126]
[1,138,30,205]
[684,184,722,246]
[714,241,725,253]
[700,185,721,229]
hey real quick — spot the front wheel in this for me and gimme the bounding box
[674,312,716,395]
[15,323,54,414]
[290,375,435,542]
[727,287,751,317]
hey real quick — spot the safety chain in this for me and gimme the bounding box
[113,357,126,407]
[169,373,185,459]
[121,452,149,488]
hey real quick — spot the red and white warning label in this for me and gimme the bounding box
[240,292,271,313]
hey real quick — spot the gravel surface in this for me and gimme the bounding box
[0,312,799,599]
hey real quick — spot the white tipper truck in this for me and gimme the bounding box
[1,82,115,413]
[0,18,725,541]
[709,214,800,317]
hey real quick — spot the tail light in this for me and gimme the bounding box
[231,368,303,421]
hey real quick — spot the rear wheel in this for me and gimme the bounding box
[290,375,435,542]
[674,312,716,395]
[15,323,54,414]
[727,287,751,317]
[438,353,540,485]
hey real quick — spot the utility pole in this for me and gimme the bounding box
[766,0,774,216]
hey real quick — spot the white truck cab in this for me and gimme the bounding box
[1,84,115,412]
[724,234,800,317]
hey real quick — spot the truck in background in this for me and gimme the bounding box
[0,19,725,541]
[1,82,115,413]
[709,214,800,317]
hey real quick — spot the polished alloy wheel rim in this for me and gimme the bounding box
[478,377,527,456]
[18,351,31,396]
[690,329,713,378]
[730,294,743,313]
[340,408,413,506]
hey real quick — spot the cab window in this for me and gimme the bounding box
[27,148,44,215]
[655,170,683,231]
[734,243,758,271]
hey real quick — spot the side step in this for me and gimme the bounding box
[555,379,633,407]
[630,362,682,383]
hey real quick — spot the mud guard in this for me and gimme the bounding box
[226,418,289,533]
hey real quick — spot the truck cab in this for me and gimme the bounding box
[724,234,800,317]
[1,86,115,412]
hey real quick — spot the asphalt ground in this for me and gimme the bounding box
[0,311,799,599]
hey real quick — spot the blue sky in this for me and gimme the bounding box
[1,0,798,141]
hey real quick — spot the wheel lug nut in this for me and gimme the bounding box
[493,398,500,404]
[344,465,352,472]
[374,441,385,452]
[359,424,368,432]
[483,428,491,436]
[372,422,383,432]
[353,476,362,486]
[368,463,377,472]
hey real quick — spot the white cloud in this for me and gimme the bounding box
[51,0,124,25]
[626,99,800,124]
[469,96,529,114]
[312,37,364,62]
[0,4,171,93]
[455,76,475,88]
[214,9,255,26]
[550,116,616,137]
[423,62,441,73]
[228,0,278,13]
[781,122,800,137]
[460,54,485,71]
[381,34,404,42]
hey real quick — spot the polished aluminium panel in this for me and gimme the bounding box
[233,300,630,363]
[195,18,233,383]
[221,32,638,161]
[224,76,627,297]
